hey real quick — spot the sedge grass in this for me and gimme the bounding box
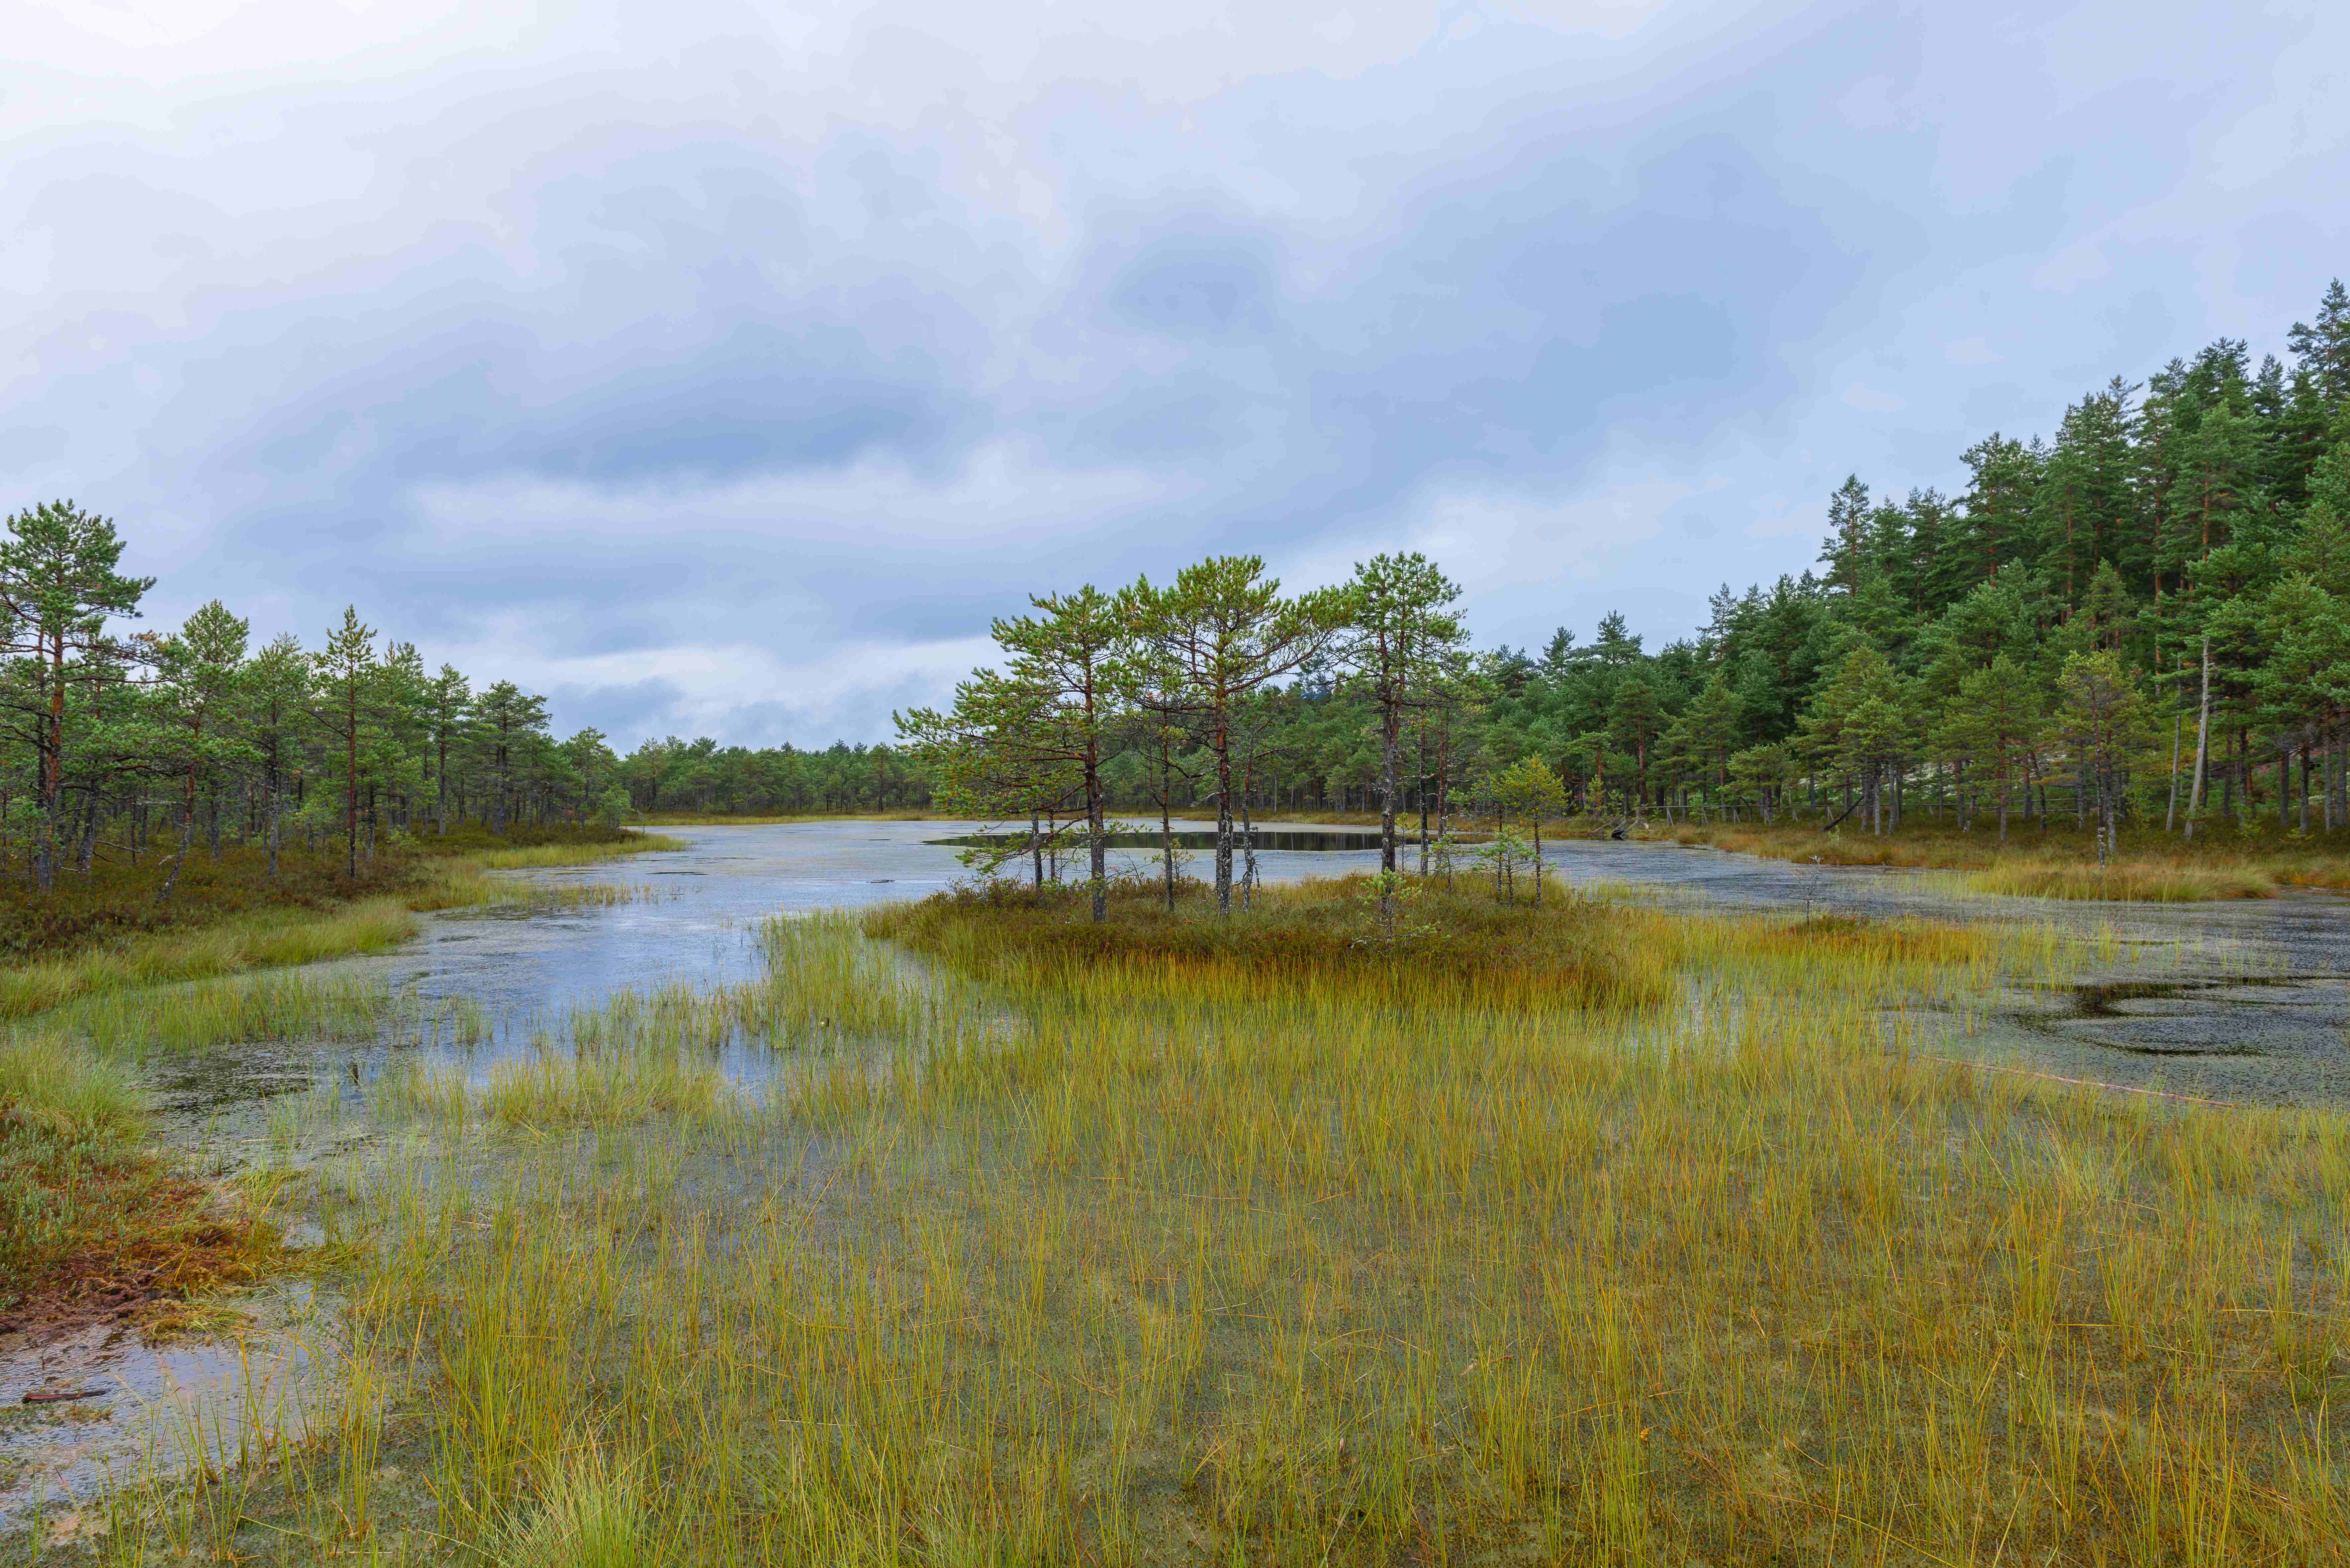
[1965,861,2276,901]
[0,900,420,1020]
[460,835,687,871]
[72,881,2350,1565]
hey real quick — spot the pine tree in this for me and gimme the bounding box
[1958,435,2040,583]
[1819,475,1874,593]
[1124,557,1352,913]
[1336,553,1467,879]
[0,501,152,890]
[1934,654,2041,839]
[309,607,377,880]
[2288,278,2350,409]
[148,600,251,902]
[2048,651,2152,865]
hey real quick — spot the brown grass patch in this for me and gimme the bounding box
[866,874,1674,1013]
[0,1123,291,1343]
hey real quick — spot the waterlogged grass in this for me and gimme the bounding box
[868,877,1671,1012]
[30,971,398,1059]
[0,1032,146,1133]
[494,1445,658,1567]
[54,882,2350,1564]
[1966,862,2277,902]
[0,899,419,1020]
[1667,818,2350,899]
[871,879,2025,1027]
[0,832,681,1364]
[0,830,679,1022]
[0,1036,287,1327]
[483,1046,727,1129]
[461,834,687,871]
[633,810,944,826]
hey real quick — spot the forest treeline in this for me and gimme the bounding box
[878,279,2350,911]
[0,501,637,895]
[14,279,2346,900]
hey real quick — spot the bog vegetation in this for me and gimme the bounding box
[20,875,2348,1565]
[8,279,2350,1568]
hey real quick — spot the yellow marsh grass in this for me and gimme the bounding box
[1967,861,2275,902]
[20,969,498,1059]
[1668,819,2350,899]
[870,879,2027,1032]
[552,914,1009,1055]
[493,1445,656,1568]
[102,891,2350,1564]
[462,834,688,871]
[0,1032,148,1132]
[27,971,395,1058]
[0,898,420,1020]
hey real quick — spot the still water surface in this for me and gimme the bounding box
[315,820,2350,1105]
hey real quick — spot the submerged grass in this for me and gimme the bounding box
[482,1046,727,1129]
[50,878,2350,1564]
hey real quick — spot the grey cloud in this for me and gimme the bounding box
[6,0,2346,743]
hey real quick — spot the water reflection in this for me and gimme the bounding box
[931,828,1409,852]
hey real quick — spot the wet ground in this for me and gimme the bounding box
[6,821,2349,1532]
[1545,837,2350,1105]
[149,821,2350,1116]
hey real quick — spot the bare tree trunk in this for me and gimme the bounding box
[1160,746,1177,911]
[1377,699,1400,876]
[2166,670,2183,832]
[75,790,97,877]
[154,813,195,908]
[1494,798,1506,902]
[1239,793,1257,910]
[1417,725,1430,877]
[2186,637,2211,838]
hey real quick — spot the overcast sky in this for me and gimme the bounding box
[7,1,2346,748]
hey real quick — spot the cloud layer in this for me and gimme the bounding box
[7,0,2346,743]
